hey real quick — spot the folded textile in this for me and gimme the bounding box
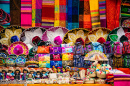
[114,78,130,81]
[114,81,130,86]
[114,74,130,78]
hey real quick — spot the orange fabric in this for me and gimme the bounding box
[116,68,130,74]
[0,84,112,86]
[37,46,50,53]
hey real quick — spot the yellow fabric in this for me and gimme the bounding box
[0,84,112,86]
[89,0,99,10]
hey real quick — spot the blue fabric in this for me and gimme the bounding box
[92,42,103,52]
[50,61,62,68]
[10,35,19,43]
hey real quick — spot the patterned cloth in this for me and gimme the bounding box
[0,0,10,27]
[84,0,91,30]
[10,0,21,26]
[79,0,84,28]
[89,0,101,30]
[54,0,67,27]
[21,0,32,29]
[106,0,121,30]
[121,3,130,17]
[41,0,55,28]
[99,0,106,27]
[35,0,42,26]
[67,0,79,30]
[32,0,36,27]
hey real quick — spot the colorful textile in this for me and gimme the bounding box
[121,3,130,17]
[79,0,84,28]
[114,81,130,86]
[10,0,21,26]
[41,0,55,28]
[84,0,92,30]
[99,0,106,27]
[0,0,10,27]
[89,0,101,30]
[21,0,32,29]
[35,0,42,26]
[67,0,79,30]
[32,0,36,27]
[106,0,121,30]
[54,0,67,27]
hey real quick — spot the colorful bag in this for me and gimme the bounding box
[39,61,50,68]
[73,55,84,68]
[50,47,62,54]
[122,41,130,54]
[84,42,93,55]
[113,56,123,68]
[38,54,50,61]
[62,60,73,67]
[37,46,50,53]
[73,42,84,55]
[123,54,130,68]
[62,47,73,53]
[62,53,73,61]
[92,42,103,52]
[50,54,62,61]
[113,42,123,57]
[50,61,62,68]
[103,41,113,54]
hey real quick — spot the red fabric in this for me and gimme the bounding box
[106,0,121,30]
[116,68,130,74]
[97,37,106,44]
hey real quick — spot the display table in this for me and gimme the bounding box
[0,84,112,86]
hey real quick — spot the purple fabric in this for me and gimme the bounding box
[114,74,130,78]
[49,47,62,54]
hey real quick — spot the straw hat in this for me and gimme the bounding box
[29,68,36,72]
[15,67,21,71]
[8,67,14,72]
[36,68,42,72]
[0,67,8,72]
[23,67,29,72]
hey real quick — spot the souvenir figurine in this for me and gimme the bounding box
[1,67,7,80]
[6,67,15,80]
[42,68,48,79]
[29,68,36,79]
[22,67,29,80]
[53,66,57,73]
[14,67,21,80]
[35,69,41,79]
[0,68,2,80]
[57,67,61,73]
[65,66,71,72]
[48,68,53,74]
[72,68,80,79]
[27,74,33,81]
[62,67,66,73]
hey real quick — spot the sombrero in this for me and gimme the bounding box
[8,67,15,72]
[122,18,130,28]
[20,27,46,49]
[25,61,39,68]
[42,27,69,46]
[16,55,26,67]
[107,27,130,44]
[6,54,16,67]
[84,50,108,61]
[63,28,89,46]
[0,9,11,25]
[8,41,29,55]
[85,27,111,44]
[0,52,7,58]
[0,25,24,46]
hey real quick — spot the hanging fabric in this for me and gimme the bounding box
[21,0,32,29]
[32,0,36,27]
[41,0,55,28]
[89,0,101,30]
[79,0,84,28]
[99,0,106,27]
[10,0,21,26]
[84,0,92,30]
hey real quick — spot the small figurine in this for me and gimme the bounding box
[14,67,22,80]
[0,68,2,80]
[42,68,48,79]
[52,66,57,73]
[27,73,33,81]
[72,68,80,79]
[35,69,41,79]
[6,67,15,80]
[62,67,66,73]
[1,67,7,80]
[22,67,29,80]
[48,68,53,74]
[57,67,61,73]
[29,68,36,79]
[66,66,71,72]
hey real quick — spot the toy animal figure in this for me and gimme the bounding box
[1,67,7,80]
[35,69,41,79]
[29,68,36,79]
[22,67,29,80]
[14,67,22,80]
[42,68,48,79]
[6,67,14,80]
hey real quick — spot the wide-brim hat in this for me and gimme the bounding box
[63,28,89,46]
[15,67,21,71]
[42,26,69,46]
[86,27,110,44]
[29,68,36,72]
[8,41,29,55]
[0,25,25,46]
[22,67,29,72]
[0,67,8,72]
[8,67,14,72]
